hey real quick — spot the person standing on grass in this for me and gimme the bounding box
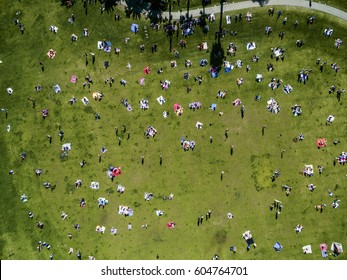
[59,130,64,141]
[336,89,344,102]
[84,53,88,66]
[80,160,86,168]
[294,20,298,29]
[282,17,287,26]
[241,105,245,119]
[19,23,25,34]
[262,125,266,136]
[39,61,44,72]
[309,0,312,8]
[320,63,324,73]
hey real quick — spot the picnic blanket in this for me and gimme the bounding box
[131,23,139,33]
[61,143,71,151]
[246,42,256,50]
[223,61,234,73]
[166,221,175,229]
[53,84,61,93]
[232,98,242,106]
[303,245,312,254]
[97,41,111,52]
[82,97,89,106]
[267,98,280,114]
[256,74,263,82]
[209,103,217,111]
[20,194,28,203]
[157,96,166,105]
[70,75,77,83]
[90,182,99,190]
[96,225,106,233]
[111,166,122,177]
[320,243,328,258]
[274,242,283,252]
[118,205,133,216]
[195,122,203,129]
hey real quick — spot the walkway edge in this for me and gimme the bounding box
[159,0,347,21]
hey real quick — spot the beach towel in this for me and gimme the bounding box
[70,75,77,83]
[157,96,166,105]
[90,182,99,190]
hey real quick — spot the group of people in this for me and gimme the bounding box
[9,1,345,261]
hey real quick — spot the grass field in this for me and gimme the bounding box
[0,0,346,260]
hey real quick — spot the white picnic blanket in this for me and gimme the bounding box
[246,42,256,50]
[196,122,203,129]
[90,182,99,190]
[82,97,89,106]
[302,245,312,254]
[157,96,166,105]
[62,143,71,151]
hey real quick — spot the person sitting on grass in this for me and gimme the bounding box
[294,224,303,233]
[35,169,43,176]
[47,49,56,59]
[308,184,316,192]
[61,211,68,220]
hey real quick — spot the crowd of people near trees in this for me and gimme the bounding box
[5,0,345,260]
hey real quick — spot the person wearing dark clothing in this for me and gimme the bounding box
[19,24,25,34]
[294,20,298,29]
[241,105,245,119]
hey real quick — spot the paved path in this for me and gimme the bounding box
[162,0,347,21]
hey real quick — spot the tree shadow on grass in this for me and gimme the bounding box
[210,41,224,68]
[104,0,119,13]
[252,0,270,7]
[60,0,74,8]
[124,0,164,21]
[124,0,145,19]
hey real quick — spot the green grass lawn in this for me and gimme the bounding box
[0,0,346,260]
